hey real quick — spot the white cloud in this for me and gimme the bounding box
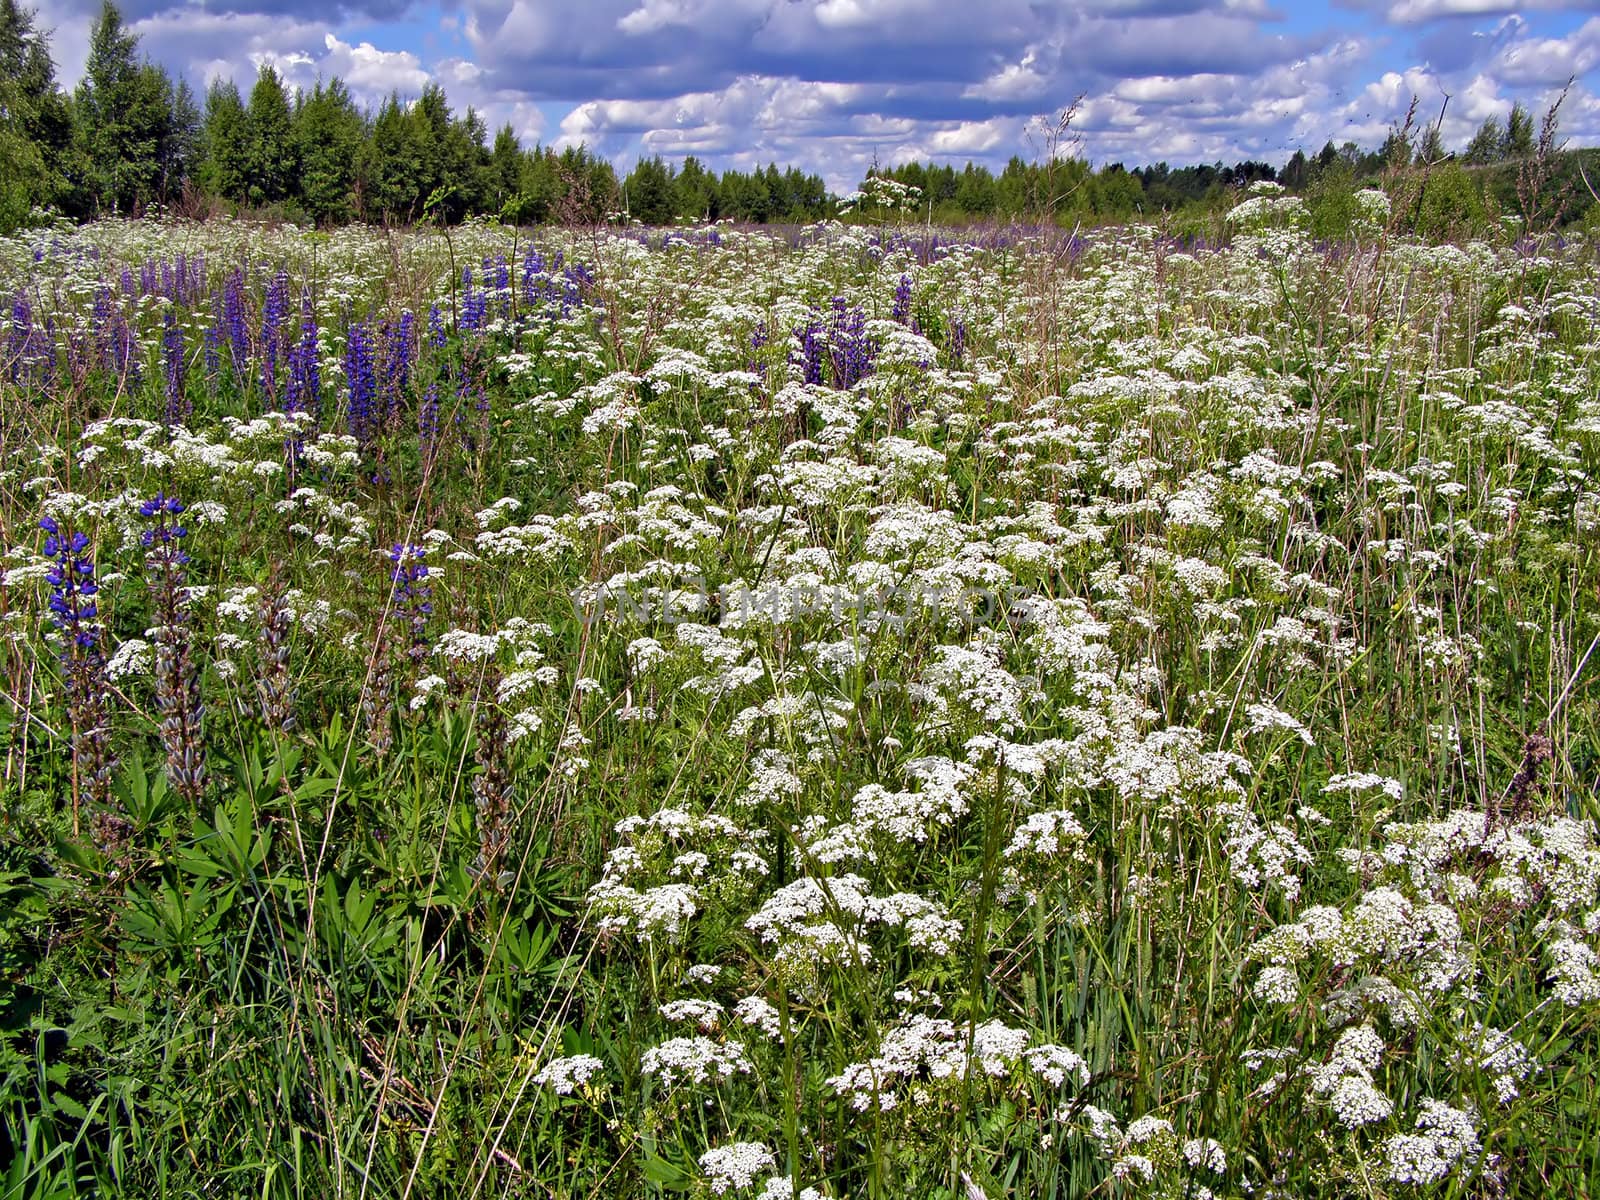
[964,50,1050,102]
[318,34,431,98]
[1494,17,1600,86]
[927,118,1013,154]
[1389,0,1597,23]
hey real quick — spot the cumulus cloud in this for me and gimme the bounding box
[1494,17,1600,86]
[1386,0,1596,25]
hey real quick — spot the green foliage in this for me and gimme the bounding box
[294,79,363,226]
[1412,161,1492,241]
[73,2,176,215]
[0,0,72,228]
[625,155,677,225]
[197,79,248,203]
[1465,116,1504,166]
[243,64,295,206]
[1304,158,1359,239]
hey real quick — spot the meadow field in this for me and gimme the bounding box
[1,195,1598,1198]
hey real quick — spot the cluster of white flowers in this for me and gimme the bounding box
[640,1036,751,1087]
[1024,1043,1090,1088]
[660,999,724,1031]
[532,1054,606,1095]
[743,873,962,964]
[698,1143,775,1194]
[826,1013,1034,1110]
[1382,1099,1481,1184]
[1304,1024,1394,1128]
[1217,802,1313,900]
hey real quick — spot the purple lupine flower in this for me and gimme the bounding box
[5,290,53,391]
[949,313,967,366]
[827,296,874,389]
[41,517,100,650]
[793,299,875,390]
[461,288,488,334]
[91,286,113,360]
[891,273,913,325]
[285,298,321,424]
[6,290,32,385]
[418,382,441,459]
[222,270,250,379]
[138,493,189,557]
[490,254,510,318]
[203,321,221,382]
[173,254,205,307]
[459,345,489,454]
[260,270,290,407]
[748,321,769,381]
[377,313,415,433]
[120,268,136,298]
[394,310,416,384]
[345,320,377,449]
[41,514,118,820]
[140,492,205,804]
[521,247,545,307]
[162,311,190,428]
[388,543,433,664]
[109,308,140,386]
[428,302,448,350]
[795,315,825,386]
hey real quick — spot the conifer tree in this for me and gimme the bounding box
[295,78,363,224]
[244,63,295,205]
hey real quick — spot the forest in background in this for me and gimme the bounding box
[4,0,1600,237]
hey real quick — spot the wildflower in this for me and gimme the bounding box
[261,270,290,404]
[140,493,205,804]
[220,269,249,377]
[41,513,124,850]
[389,544,433,665]
[345,320,377,451]
[418,382,441,459]
[1025,1044,1091,1088]
[1383,1100,1480,1184]
[660,999,724,1031]
[1183,1138,1227,1173]
[285,297,322,425]
[162,312,189,428]
[891,273,912,325]
[733,996,782,1038]
[699,1143,776,1194]
[533,1054,605,1095]
[1306,1024,1393,1128]
[640,1037,750,1087]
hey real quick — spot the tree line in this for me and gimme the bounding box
[2,0,1596,235]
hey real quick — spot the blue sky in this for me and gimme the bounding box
[28,0,1600,191]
